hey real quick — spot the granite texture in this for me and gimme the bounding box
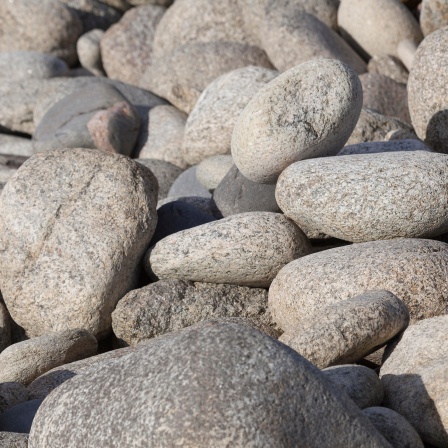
[0,432,28,447]
[367,55,408,84]
[420,0,448,36]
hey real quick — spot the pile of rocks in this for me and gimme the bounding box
[0,0,447,446]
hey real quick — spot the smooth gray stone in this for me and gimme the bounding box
[338,140,431,155]
[0,400,43,434]
[195,155,234,191]
[168,166,212,199]
[77,29,105,77]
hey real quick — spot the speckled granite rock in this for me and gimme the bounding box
[0,432,28,447]
[196,155,234,191]
[28,321,391,447]
[147,212,311,287]
[0,383,28,416]
[367,55,408,84]
[167,166,211,199]
[278,291,409,367]
[269,238,448,330]
[0,399,43,434]
[232,59,362,184]
[0,304,10,354]
[182,66,278,165]
[420,0,448,36]
[77,29,105,77]
[0,149,158,338]
[338,140,430,155]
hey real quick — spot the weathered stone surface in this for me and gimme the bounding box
[367,55,409,84]
[100,5,165,86]
[29,321,391,447]
[232,59,363,184]
[0,149,158,338]
[276,151,448,242]
[196,155,234,191]
[0,432,28,447]
[182,66,278,166]
[0,0,83,66]
[338,0,423,59]
[77,29,105,77]
[268,238,448,332]
[363,407,425,448]
[0,136,34,158]
[147,212,311,287]
[168,167,212,199]
[0,400,43,434]
[0,304,10,354]
[278,291,409,367]
[408,27,448,153]
[0,383,28,416]
[338,140,430,155]
[140,41,273,114]
[421,0,448,36]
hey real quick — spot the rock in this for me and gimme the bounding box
[276,151,448,242]
[182,66,278,166]
[323,365,384,409]
[232,59,363,184]
[77,29,105,77]
[212,165,281,217]
[0,136,35,158]
[157,196,222,220]
[277,290,409,367]
[261,9,367,74]
[196,155,234,191]
[420,0,448,36]
[100,5,165,86]
[362,407,425,448]
[168,166,212,199]
[28,321,391,447]
[0,383,28,416]
[136,105,188,169]
[384,128,420,141]
[0,0,83,66]
[139,41,273,114]
[338,0,423,59]
[367,55,409,84]
[268,238,448,330]
[0,400,43,434]
[397,39,418,72]
[0,432,28,447]
[99,0,130,11]
[147,212,311,287]
[0,149,158,338]
[338,140,430,155]
[408,27,448,153]
[112,279,278,345]
[0,304,10,354]
[128,0,173,5]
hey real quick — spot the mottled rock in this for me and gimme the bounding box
[168,167,211,199]
[0,136,34,158]
[0,400,43,434]
[0,383,28,416]
[147,212,311,287]
[367,55,409,84]
[421,0,448,36]
[77,29,105,77]
[338,140,430,155]
[0,304,10,354]
[0,432,28,447]
[232,59,363,184]
[196,155,234,191]
[182,66,278,165]
[0,149,158,338]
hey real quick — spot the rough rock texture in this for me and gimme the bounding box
[0,149,158,338]
[278,291,409,367]
[268,238,448,331]
[367,55,409,84]
[167,167,212,199]
[100,5,166,86]
[77,29,105,76]
[196,155,234,191]
[0,399,43,434]
[0,304,10,354]
[182,66,278,165]
[147,212,311,287]
[0,383,28,416]
[420,0,448,36]
[140,41,274,114]
[0,0,83,66]
[338,0,423,59]
[323,365,384,409]
[28,321,391,447]
[408,27,448,153]
[338,140,430,155]
[112,279,279,345]
[232,59,363,184]
[276,152,448,242]
[0,432,28,447]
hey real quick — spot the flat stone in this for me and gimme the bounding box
[0,400,43,434]
[338,140,430,155]
[367,55,409,84]
[276,151,448,242]
[278,291,409,367]
[77,29,105,77]
[147,212,311,287]
[0,136,35,158]
[420,0,448,36]
[196,155,234,191]
[0,303,10,354]
[168,166,212,199]
[232,59,363,184]
[0,383,28,416]
[182,66,278,166]
[0,149,158,338]
[268,238,448,331]
[0,432,28,447]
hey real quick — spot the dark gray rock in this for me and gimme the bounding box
[168,166,212,199]
[0,400,43,434]
[0,383,28,416]
[0,303,10,354]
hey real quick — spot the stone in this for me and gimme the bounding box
[277,290,409,367]
[0,400,43,434]
[139,41,273,114]
[112,279,279,345]
[268,238,448,331]
[408,27,448,153]
[136,105,188,169]
[99,0,130,11]
[147,212,311,288]
[397,39,418,72]
[157,196,222,220]
[0,383,28,416]
[362,407,425,448]
[128,0,173,5]
[0,136,35,158]
[100,5,166,86]
[367,55,409,84]
[420,0,448,36]
[28,321,391,447]
[338,0,423,59]
[276,151,448,242]
[323,365,384,409]
[182,66,278,166]
[167,167,212,199]
[0,304,10,354]
[77,29,106,77]
[196,156,234,191]
[0,149,158,338]
[261,9,367,74]
[384,129,420,141]
[212,165,280,217]
[0,0,83,66]
[0,432,28,447]
[338,140,431,155]
[232,59,363,184]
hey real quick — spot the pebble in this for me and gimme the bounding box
[338,139,430,155]
[0,432,28,447]
[0,136,35,158]
[156,196,222,219]
[397,38,418,71]
[0,399,43,434]
[0,303,10,354]
[420,0,448,36]
[0,383,28,416]
[77,29,106,77]
[167,166,212,199]
[367,55,408,84]
[195,155,234,191]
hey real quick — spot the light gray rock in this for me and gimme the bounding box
[0,149,158,338]
[232,59,363,184]
[276,151,448,242]
[168,166,211,199]
[323,365,384,409]
[77,29,105,77]
[0,383,28,416]
[338,140,430,155]
[408,27,448,153]
[182,66,278,166]
[268,238,448,332]
[28,321,392,447]
[0,136,34,158]
[338,0,423,59]
[278,291,409,368]
[196,155,234,191]
[0,304,10,354]
[100,5,165,86]
[0,0,83,66]
[147,212,311,288]
[0,432,28,447]
[421,0,448,36]
[139,41,274,114]
[367,55,409,84]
